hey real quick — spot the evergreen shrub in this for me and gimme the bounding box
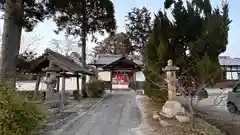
[0,83,48,135]
[85,79,105,98]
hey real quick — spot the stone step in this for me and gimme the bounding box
[152,111,179,127]
[159,111,176,119]
[175,114,189,123]
[159,118,177,127]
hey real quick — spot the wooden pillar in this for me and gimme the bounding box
[76,73,80,101]
[133,71,136,90]
[60,72,66,111]
[56,76,60,92]
[110,71,113,92]
[33,75,41,100]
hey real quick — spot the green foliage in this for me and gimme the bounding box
[17,91,45,100]
[142,0,230,102]
[85,79,105,98]
[0,83,48,135]
[0,0,53,32]
[144,81,168,103]
[50,0,116,98]
[125,7,152,53]
[143,11,172,71]
[143,0,231,93]
[143,68,168,102]
[92,32,133,55]
[193,54,223,86]
[18,90,35,100]
[1,0,117,32]
[73,90,80,100]
[52,0,116,38]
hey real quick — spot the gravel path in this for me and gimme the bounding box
[59,91,141,135]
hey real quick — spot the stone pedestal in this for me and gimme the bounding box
[161,100,185,118]
[157,59,189,123]
[44,93,68,108]
[45,91,56,101]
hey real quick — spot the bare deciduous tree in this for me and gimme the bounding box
[19,33,43,55]
[48,37,78,56]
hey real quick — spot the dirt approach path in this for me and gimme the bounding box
[58,91,142,135]
[135,95,226,135]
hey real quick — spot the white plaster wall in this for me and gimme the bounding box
[16,81,47,91]
[16,77,82,91]
[58,77,82,91]
[98,71,111,81]
[15,71,146,91]
[112,84,129,89]
[135,71,145,81]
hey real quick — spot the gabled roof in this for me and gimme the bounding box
[102,56,142,70]
[219,56,240,66]
[89,54,143,66]
[90,55,240,67]
[29,49,94,75]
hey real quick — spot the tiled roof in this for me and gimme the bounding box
[29,49,94,75]
[89,54,143,66]
[218,56,240,66]
[90,54,122,65]
[91,54,240,67]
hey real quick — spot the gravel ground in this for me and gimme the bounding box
[135,95,226,135]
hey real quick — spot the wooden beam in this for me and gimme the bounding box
[60,72,66,111]
[224,70,240,72]
[56,77,60,92]
[110,71,113,92]
[103,69,141,72]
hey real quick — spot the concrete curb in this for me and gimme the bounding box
[63,101,78,110]
[50,93,112,135]
[135,95,149,134]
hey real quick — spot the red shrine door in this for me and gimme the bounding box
[112,71,134,89]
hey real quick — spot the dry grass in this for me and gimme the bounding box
[136,95,226,135]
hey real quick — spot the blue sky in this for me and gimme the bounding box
[0,0,239,57]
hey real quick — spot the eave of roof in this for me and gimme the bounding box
[28,49,94,76]
[102,56,142,70]
[89,54,143,66]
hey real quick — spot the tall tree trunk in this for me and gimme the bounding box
[0,0,23,87]
[81,0,88,97]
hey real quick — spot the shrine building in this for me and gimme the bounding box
[89,54,144,90]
